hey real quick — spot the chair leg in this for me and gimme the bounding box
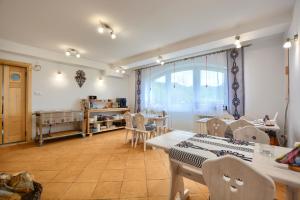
[134,132,139,148]
[143,132,147,152]
[131,130,135,148]
[125,129,128,144]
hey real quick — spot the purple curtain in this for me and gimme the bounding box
[135,69,142,113]
[227,48,245,119]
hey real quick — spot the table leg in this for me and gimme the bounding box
[286,186,299,200]
[169,161,189,200]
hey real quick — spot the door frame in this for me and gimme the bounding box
[0,59,32,143]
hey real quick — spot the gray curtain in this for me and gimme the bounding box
[135,69,142,113]
[227,48,245,119]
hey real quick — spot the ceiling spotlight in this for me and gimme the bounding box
[111,32,117,39]
[116,69,120,73]
[294,34,298,42]
[235,36,241,48]
[97,20,117,39]
[98,22,105,34]
[156,56,163,64]
[160,61,165,65]
[283,38,292,49]
[121,70,126,74]
[65,50,71,56]
[65,48,81,58]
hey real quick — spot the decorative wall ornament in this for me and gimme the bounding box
[227,48,245,119]
[135,69,142,112]
[75,70,86,88]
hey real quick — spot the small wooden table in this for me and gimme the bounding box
[146,130,300,200]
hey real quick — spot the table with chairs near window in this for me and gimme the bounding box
[123,111,169,151]
[196,115,282,145]
[146,130,300,200]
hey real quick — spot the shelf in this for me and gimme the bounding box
[87,108,129,113]
[89,118,125,124]
[88,126,125,134]
[40,130,85,141]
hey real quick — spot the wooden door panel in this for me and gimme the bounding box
[0,66,2,144]
[3,66,26,143]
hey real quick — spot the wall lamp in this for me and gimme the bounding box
[283,34,298,49]
[98,20,117,39]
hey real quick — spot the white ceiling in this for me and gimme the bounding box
[0,0,295,68]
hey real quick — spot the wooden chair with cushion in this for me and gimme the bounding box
[206,118,228,137]
[233,126,270,144]
[134,113,156,151]
[229,119,254,133]
[202,155,275,200]
[123,112,136,147]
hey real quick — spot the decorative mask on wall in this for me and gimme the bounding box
[75,70,86,88]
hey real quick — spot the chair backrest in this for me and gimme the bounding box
[218,113,235,120]
[207,118,228,137]
[135,113,146,131]
[233,126,270,144]
[229,119,254,133]
[123,112,134,129]
[202,155,275,200]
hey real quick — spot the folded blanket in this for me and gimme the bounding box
[276,144,300,166]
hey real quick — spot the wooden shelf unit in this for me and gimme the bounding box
[84,108,130,136]
[35,110,84,146]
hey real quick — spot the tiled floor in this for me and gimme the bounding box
[0,130,287,200]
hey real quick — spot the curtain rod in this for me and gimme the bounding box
[135,44,251,71]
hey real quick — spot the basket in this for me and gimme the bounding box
[21,181,43,200]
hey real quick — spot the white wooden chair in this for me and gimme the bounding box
[123,112,136,147]
[155,110,168,135]
[134,113,156,151]
[207,118,228,137]
[233,126,270,144]
[202,155,275,200]
[229,119,254,133]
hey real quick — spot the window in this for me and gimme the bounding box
[140,52,228,130]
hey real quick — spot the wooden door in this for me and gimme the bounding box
[3,65,26,143]
[0,66,2,144]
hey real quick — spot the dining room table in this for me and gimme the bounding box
[146,130,300,200]
[196,117,283,145]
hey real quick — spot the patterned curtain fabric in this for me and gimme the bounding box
[135,69,142,112]
[227,48,245,119]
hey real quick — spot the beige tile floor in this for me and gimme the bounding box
[0,130,287,200]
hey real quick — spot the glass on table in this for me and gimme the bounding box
[258,143,275,158]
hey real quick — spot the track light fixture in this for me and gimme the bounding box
[283,34,298,49]
[235,36,241,48]
[114,66,126,74]
[156,56,165,65]
[98,20,117,40]
[65,48,80,58]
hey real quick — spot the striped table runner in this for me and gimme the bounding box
[169,134,255,168]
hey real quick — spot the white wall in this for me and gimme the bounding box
[287,1,300,146]
[0,51,131,112]
[244,35,285,131]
